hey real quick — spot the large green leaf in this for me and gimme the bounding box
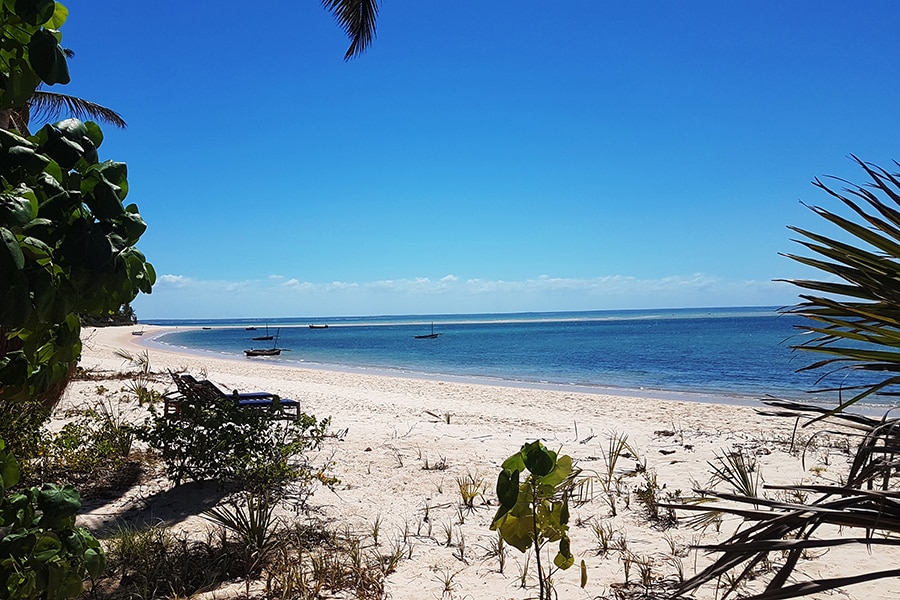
[27,28,70,85]
[36,484,81,525]
[14,0,56,25]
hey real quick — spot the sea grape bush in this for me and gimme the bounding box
[0,0,155,459]
[490,440,585,599]
[140,397,332,491]
[0,437,105,599]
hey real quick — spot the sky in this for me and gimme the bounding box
[55,1,900,319]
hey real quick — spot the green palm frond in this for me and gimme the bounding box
[321,0,380,60]
[666,159,900,598]
[779,157,900,411]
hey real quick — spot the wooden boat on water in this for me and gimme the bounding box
[309,324,328,329]
[252,324,274,341]
[414,323,442,339]
[244,347,281,357]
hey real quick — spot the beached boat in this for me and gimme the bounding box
[414,323,442,339]
[252,324,274,341]
[309,324,328,329]
[131,329,144,336]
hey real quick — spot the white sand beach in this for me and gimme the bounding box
[61,325,900,599]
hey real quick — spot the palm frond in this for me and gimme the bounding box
[667,403,900,599]
[26,91,126,131]
[322,0,379,60]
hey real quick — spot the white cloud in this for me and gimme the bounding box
[134,272,794,319]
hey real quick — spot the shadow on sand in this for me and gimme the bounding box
[82,480,232,538]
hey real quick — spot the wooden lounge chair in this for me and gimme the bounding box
[165,371,299,420]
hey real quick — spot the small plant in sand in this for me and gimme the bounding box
[456,470,485,509]
[490,440,586,599]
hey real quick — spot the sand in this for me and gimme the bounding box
[57,325,900,599]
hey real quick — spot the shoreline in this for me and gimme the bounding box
[134,325,865,412]
[72,325,900,599]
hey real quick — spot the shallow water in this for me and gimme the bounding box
[145,307,886,404]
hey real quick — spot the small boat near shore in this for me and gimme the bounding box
[309,324,328,329]
[244,347,281,357]
[414,323,442,339]
[131,329,144,336]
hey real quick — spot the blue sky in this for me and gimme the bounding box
[57,2,900,319]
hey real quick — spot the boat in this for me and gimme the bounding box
[309,324,328,329]
[245,329,282,357]
[202,326,212,330]
[245,326,257,331]
[252,324,274,341]
[244,348,281,357]
[131,329,144,336]
[414,322,442,339]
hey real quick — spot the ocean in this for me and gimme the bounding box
[143,306,885,405]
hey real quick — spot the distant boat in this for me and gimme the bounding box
[245,326,257,331]
[252,324,274,341]
[245,329,282,357]
[131,328,144,336]
[414,322,442,339]
[309,324,328,329]
[202,326,212,330]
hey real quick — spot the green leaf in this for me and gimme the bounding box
[14,0,56,25]
[0,444,21,489]
[523,441,555,477]
[83,120,103,148]
[501,450,526,473]
[36,484,81,525]
[0,191,37,226]
[554,536,574,569]
[0,227,25,271]
[32,532,62,562]
[83,546,105,578]
[495,468,519,516]
[493,511,535,553]
[45,2,67,28]
[27,28,70,85]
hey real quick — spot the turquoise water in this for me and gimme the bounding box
[144,307,884,404]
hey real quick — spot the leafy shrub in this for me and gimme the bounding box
[0,437,105,599]
[139,395,331,491]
